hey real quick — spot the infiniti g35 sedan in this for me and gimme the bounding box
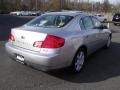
[5,11,112,73]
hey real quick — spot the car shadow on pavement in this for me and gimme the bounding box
[47,42,120,83]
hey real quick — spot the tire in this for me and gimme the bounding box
[104,36,111,49]
[70,48,86,73]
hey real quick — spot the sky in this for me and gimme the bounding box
[109,0,120,4]
[91,0,120,4]
[70,0,120,5]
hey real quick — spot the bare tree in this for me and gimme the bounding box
[0,0,7,10]
[14,0,21,10]
[29,0,36,10]
[48,0,61,10]
[103,0,110,12]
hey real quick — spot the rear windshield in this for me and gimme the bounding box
[26,14,73,28]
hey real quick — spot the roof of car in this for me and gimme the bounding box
[44,11,88,17]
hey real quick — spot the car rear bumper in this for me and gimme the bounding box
[5,42,67,71]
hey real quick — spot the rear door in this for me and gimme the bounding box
[79,16,99,54]
[91,16,108,47]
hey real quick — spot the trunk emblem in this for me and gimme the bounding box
[21,36,25,39]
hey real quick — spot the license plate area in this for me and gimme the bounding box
[15,54,25,64]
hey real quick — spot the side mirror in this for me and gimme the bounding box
[94,25,108,30]
[99,25,108,29]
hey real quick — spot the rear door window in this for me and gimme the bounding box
[91,17,102,28]
[82,16,94,30]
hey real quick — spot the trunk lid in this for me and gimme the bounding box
[11,28,47,52]
[10,26,64,52]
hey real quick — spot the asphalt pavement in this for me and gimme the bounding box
[0,15,120,90]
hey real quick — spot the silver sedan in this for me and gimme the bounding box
[5,12,112,73]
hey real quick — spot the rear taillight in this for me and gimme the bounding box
[33,34,65,48]
[9,33,15,41]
